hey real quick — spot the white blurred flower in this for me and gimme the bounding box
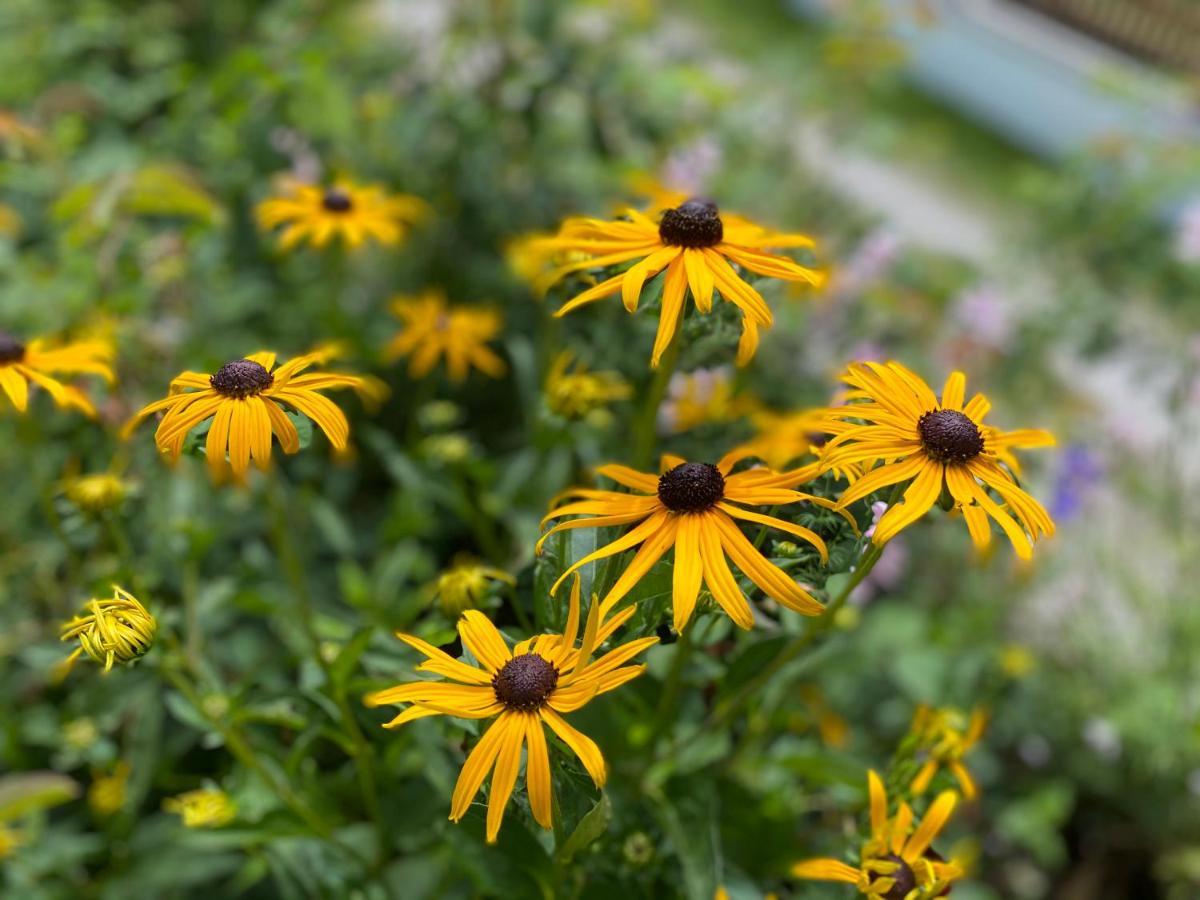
[1174,198,1200,264]
[1082,717,1122,762]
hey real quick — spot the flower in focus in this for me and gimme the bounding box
[909,706,987,800]
[538,197,824,367]
[88,762,130,817]
[164,788,237,828]
[544,351,630,420]
[657,367,757,434]
[433,558,516,616]
[256,177,427,250]
[59,587,155,675]
[792,771,962,898]
[384,291,507,383]
[539,450,839,631]
[0,331,114,417]
[61,471,132,514]
[365,577,657,843]
[821,362,1056,559]
[122,348,385,484]
[505,232,597,290]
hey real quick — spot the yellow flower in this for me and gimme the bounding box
[544,351,630,419]
[0,202,22,238]
[659,366,758,434]
[0,823,22,859]
[434,558,516,616]
[0,109,42,150]
[88,762,130,817]
[505,232,597,290]
[793,771,963,899]
[0,331,114,417]
[62,718,99,749]
[365,577,657,843]
[998,643,1035,679]
[821,362,1056,559]
[537,197,824,367]
[164,788,236,828]
[123,348,385,484]
[538,450,842,631]
[61,472,132,513]
[256,177,427,250]
[384,291,506,382]
[909,706,987,801]
[59,586,155,674]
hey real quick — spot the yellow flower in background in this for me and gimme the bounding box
[434,558,516,616]
[537,197,824,367]
[122,347,385,484]
[61,471,132,514]
[909,706,987,801]
[505,233,597,290]
[0,823,22,859]
[799,684,850,749]
[544,351,630,420]
[998,643,1036,679]
[256,177,427,250]
[0,331,114,416]
[384,291,506,382]
[821,362,1056,559]
[88,762,131,817]
[658,367,758,434]
[59,586,155,675]
[0,109,42,151]
[0,202,22,239]
[365,577,657,843]
[164,789,236,828]
[538,450,840,631]
[793,771,962,899]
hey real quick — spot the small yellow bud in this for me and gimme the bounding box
[164,788,236,828]
[59,586,156,675]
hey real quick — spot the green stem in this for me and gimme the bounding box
[632,314,684,470]
[650,623,694,744]
[706,482,905,731]
[265,477,388,859]
[159,661,368,866]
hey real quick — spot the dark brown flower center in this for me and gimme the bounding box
[659,198,724,248]
[210,359,274,398]
[918,409,984,463]
[492,653,559,712]
[0,331,26,364]
[658,462,725,512]
[879,854,917,900]
[322,188,354,213]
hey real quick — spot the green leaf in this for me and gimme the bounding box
[555,792,611,865]
[0,772,79,821]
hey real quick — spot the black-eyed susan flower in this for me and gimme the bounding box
[657,366,758,434]
[164,788,236,828]
[821,362,1056,559]
[433,558,516,617]
[909,706,987,801]
[0,331,114,416]
[384,291,507,382]
[365,577,656,843]
[122,348,385,484]
[544,351,630,420]
[793,771,963,899]
[538,450,837,631]
[256,177,427,250]
[59,586,155,675]
[537,197,824,367]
